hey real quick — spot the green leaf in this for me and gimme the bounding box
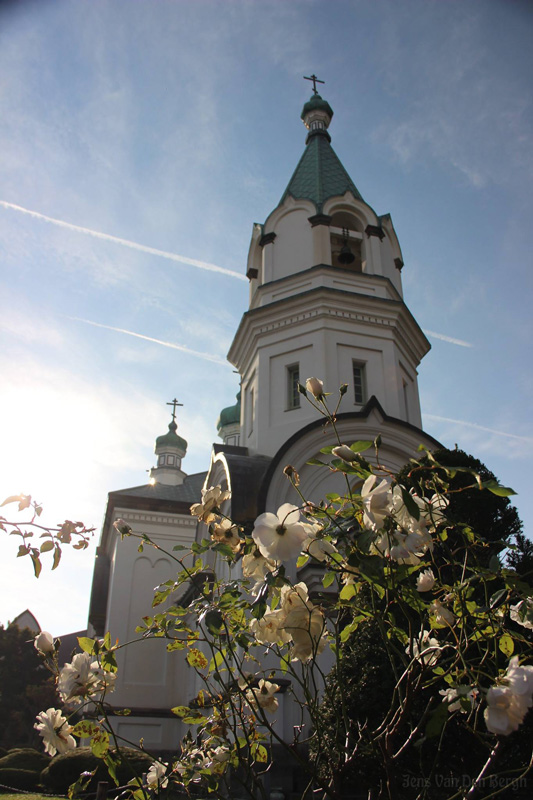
[499,634,514,657]
[183,713,206,725]
[78,636,96,655]
[307,457,327,466]
[101,651,118,672]
[251,744,268,763]
[40,540,54,553]
[350,440,373,453]
[489,555,501,573]
[489,589,507,609]
[90,729,109,759]
[30,552,42,578]
[208,650,225,674]
[212,542,235,559]
[167,639,186,651]
[201,609,224,635]
[339,583,356,601]
[251,595,267,620]
[103,752,119,786]
[171,706,190,718]
[52,545,62,570]
[187,648,209,669]
[425,702,449,739]
[322,571,336,588]
[16,544,29,557]
[482,480,516,497]
[340,618,361,643]
[400,487,420,521]
[71,720,100,738]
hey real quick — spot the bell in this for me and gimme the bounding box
[338,242,355,265]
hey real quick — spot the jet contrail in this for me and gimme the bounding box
[69,317,229,366]
[0,199,247,282]
[425,413,532,443]
[423,329,473,348]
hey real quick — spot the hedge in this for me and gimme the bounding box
[40,747,153,793]
[0,767,41,791]
[0,748,49,771]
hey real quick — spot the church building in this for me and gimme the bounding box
[88,85,440,754]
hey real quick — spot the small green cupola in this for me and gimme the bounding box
[149,400,188,486]
[217,390,241,447]
[301,93,334,134]
[155,420,188,455]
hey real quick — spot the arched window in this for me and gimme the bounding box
[330,212,364,272]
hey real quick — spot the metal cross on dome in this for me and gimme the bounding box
[304,74,325,95]
[166,397,183,422]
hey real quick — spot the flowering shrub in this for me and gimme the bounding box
[9,380,533,799]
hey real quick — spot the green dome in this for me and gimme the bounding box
[217,391,241,432]
[301,93,333,122]
[155,420,187,453]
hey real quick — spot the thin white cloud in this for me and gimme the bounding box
[423,329,473,348]
[0,200,247,282]
[425,413,532,444]
[68,317,230,366]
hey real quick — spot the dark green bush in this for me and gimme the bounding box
[0,766,41,791]
[0,747,49,771]
[40,746,152,793]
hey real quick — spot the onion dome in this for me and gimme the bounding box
[217,391,241,433]
[150,414,188,486]
[301,93,334,128]
[155,419,187,455]
[217,391,241,446]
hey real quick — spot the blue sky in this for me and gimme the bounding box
[1,0,532,634]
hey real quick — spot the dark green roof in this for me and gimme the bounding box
[278,130,363,213]
[217,391,241,432]
[155,420,187,453]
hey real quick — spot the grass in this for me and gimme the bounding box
[0,795,65,800]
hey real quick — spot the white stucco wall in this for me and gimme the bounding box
[103,508,198,751]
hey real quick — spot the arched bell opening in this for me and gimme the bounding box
[329,211,365,272]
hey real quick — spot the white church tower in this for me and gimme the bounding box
[209,86,440,514]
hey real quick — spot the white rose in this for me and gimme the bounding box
[34,631,55,655]
[252,503,307,562]
[332,445,357,462]
[416,568,436,592]
[305,377,324,399]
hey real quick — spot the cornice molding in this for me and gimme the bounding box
[228,285,429,371]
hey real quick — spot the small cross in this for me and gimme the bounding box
[166,397,183,421]
[304,74,325,95]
